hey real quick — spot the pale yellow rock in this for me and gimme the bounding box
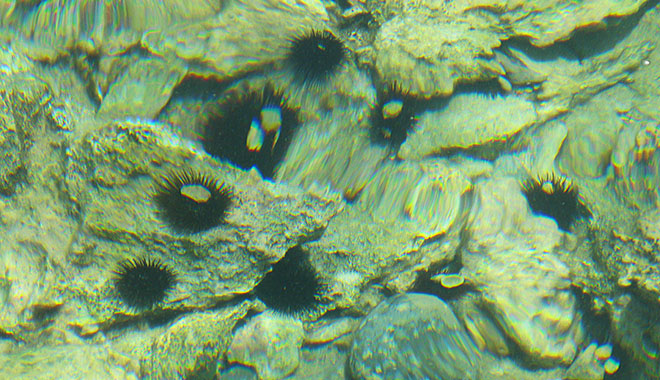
[638,208,660,243]
[558,86,627,178]
[455,296,510,356]
[595,344,612,360]
[261,106,282,134]
[564,343,604,380]
[304,317,358,345]
[358,160,472,239]
[227,312,305,380]
[400,93,536,160]
[97,57,186,120]
[373,7,503,98]
[382,99,403,119]
[463,178,583,367]
[604,358,620,375]
[180,184,211,203]
[501,0,647,47]
[434,273,465,288]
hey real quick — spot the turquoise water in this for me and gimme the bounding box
[0,0,659,379]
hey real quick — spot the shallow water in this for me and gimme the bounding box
[0,0,659,379]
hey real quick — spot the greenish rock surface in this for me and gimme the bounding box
[349,293,482,380]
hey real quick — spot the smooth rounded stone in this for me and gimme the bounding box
[227,312,305,380]
[399,93,536,161]
[97,57,186,120]
[304,317,358,345]
[349,293,482,380]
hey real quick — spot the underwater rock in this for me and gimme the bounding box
[638,208,660,243]
[2,0,224,55]
[0,343,140,380]
[371,6,504,98]
[63,118,342,326]
[452,295,510,357]
[97,56,186,120]
[0,43,33,76]
[366,0,647,98]
[141,0,329,79]
[142,302,251,380]
[3,0,331,118]
[501,0,647,48]
[227,312,305,380]
[0,75,78,344]
[357,160,473,239]
[295,159,472,315]
[491,118,568,181]
[399,93,537,161]
[610,294,660,379]
[349,293,482,380]
[564,342,606,380]
[611,116,660,209]
[557,86,628,178]
[277,102,385,200]
[463,178,584,367]
[304,317,358,345]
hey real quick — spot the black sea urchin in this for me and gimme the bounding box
[372,82,419,150]
[201,86,299,179]
[113,258,177,310]
[522,174,591,231]
[255,246,323,316]
[287,30,346,84]
[153,170,232,234]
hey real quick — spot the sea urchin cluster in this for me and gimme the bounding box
[255,246,324,316]
[201,85,299,179]
[113,257,177,310]
[522,174,591,231]
[153,170,232,234]
[287,30,347,84]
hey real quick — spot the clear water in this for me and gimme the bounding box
[0,0,659,379]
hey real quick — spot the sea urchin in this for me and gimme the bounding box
[255,246,323,316]
[113,257,177,310]
[153,170,232,234]
[201,85,299,179]
[522,174,591,231]
[287,30,346,84]
[372,82,419,150]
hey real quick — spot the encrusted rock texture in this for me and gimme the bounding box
[0,0,660,379]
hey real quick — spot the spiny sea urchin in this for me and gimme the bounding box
[371,82,419,150]
[287,30,347,84]
[255,246,324,316]
[153,170,232,234]
[201,85,299,179]
[522,173,591,231]
[113,257,177,310]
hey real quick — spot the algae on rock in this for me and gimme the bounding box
[399,93,537,161]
